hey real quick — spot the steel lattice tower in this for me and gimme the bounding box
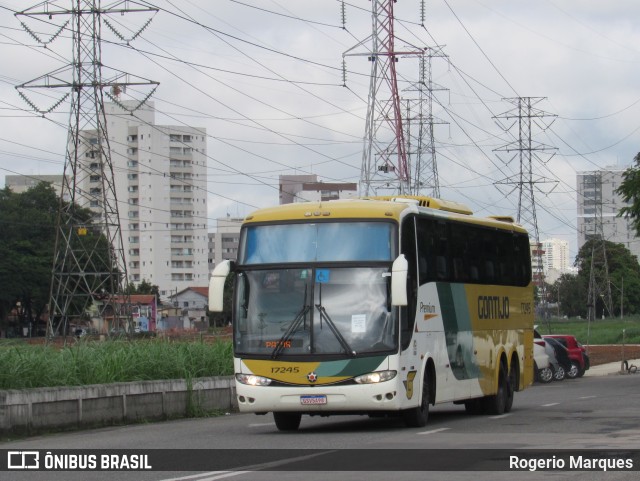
[494,97,557,295]
[16,1,157,337]
[343,0,422,196]
[403,48,448,197]
[583,171,613,325]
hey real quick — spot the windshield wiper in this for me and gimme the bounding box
[314,304,356,357]
[271,285,310,359]
[270,305,310,359]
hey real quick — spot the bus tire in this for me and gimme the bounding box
[273,412,302,431]
[504,363,516,413]
[484,362,507,415]
[403,375,429,428]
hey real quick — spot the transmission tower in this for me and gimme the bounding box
[343,0,422,196]
[582,171,613,326]
[493,97,557,300]
[16,1,158,337]
[403,47,449,197]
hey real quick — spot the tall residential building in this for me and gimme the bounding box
[541,238,570,272]
[541,238,575,283]
[577,167,639,261]
[76,101,209,298]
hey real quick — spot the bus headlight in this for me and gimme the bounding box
[353,370,397,384]
[236,373,272,386]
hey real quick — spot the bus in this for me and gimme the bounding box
[209,196,534,431]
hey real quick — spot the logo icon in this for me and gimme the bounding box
[307,372,318,383]
[8,451,40,470]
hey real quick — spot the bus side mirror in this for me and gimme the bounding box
[391,254,408,306]
[209,260,233,312]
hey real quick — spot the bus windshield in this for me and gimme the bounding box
[234,267,396,357]
[240,221,394,264]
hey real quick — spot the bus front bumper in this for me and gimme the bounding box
[235,381,406,414]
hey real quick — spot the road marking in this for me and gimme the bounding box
[417,427,451,435]
[489,413,513,419]
[542,402,560,407]
[248,422,274,427]
[157,451,336,481]
[579,395,596,400]
[160,472,247,481]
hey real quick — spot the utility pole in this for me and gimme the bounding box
[16,1,158,338]
[343,0,423,196]
[493,97,557,316]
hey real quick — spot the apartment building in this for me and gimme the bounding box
[577,167,639,261]
[76,101,209,298]
[208,217,242,271]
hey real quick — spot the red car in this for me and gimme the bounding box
[543,334,590,378]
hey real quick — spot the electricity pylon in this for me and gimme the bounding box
[16,1,158,337]
[343,0,423,196]
[581,171,613,325]
[403,47,448,197]
[493,97,557,310]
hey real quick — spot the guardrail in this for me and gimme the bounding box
[0,376,236,437]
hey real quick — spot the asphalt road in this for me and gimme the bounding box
[2,373,640,481]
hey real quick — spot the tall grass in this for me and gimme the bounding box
[0,339,233,390]
[535,316,640,345]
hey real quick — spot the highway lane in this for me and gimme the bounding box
[2,374,639,480]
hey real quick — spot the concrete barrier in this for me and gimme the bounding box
[0,376,237,436]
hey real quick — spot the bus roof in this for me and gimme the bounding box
[243,196,528,234]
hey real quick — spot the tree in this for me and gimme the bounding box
[548,274,588,318]
[125,279,159,297]
[617,152,640,236]
[0,183,58,335]
[559,239,640,318]
[0,182,114,336]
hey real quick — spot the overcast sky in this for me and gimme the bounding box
[1,0,640,259]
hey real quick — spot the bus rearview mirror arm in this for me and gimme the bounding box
[391,254,408,307]
[209,260,234,312]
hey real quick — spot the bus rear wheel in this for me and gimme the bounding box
[273,412,302,431]
[484,363,508,415]
[403,376,429,427]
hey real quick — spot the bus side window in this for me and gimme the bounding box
[436,256,447,280]
[470,265,479,282]
[485,261,495,283]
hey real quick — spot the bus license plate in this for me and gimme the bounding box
[300,395,327,405]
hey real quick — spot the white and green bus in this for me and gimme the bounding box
[209,196,534,431]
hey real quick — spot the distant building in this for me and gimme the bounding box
[279,174,357,204]
[208,217,242,271]
[5,174,69,201]
[577,167,640,261]
[541,238,570,272]
[164,286,209,331]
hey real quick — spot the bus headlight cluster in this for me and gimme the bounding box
[353,370,397,384]
[236,373,272,386]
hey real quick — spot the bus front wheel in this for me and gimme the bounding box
[273,412,302,431]
[403,376,429,428]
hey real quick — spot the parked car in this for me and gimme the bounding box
[543,334,590,378]
[535,327,564,381]
[543,336,573,381]
[534,340,553,383]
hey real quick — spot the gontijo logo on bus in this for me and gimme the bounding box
[477,296,509,319]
